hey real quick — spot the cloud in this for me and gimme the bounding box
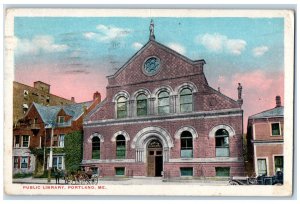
[15,35,68,55]
[83,32,96,39]
[83,24,131,42]
[167,43,186,55]
[195,33,246,55]
[132,42,143,50]
[252,46,269,57]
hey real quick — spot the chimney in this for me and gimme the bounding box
[276,96,281,107]
[71,97,75,102]
[93,91,101,101]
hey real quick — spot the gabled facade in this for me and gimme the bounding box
[12,92,101,175]
[82,23,244,178]
[246,96,284,177]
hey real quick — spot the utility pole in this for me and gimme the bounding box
[47,126,54,183]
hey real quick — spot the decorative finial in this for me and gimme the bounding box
[149,19,155,40]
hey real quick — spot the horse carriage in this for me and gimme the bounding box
[64,164,99,185]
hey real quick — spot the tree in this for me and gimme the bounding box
[64,131,83,173]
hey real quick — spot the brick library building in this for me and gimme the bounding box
[82,22,245,178]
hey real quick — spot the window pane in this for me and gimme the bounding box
[180,88,192,95]
[92,150,100,159]
[117,102,126,110]
[216,147,229,157]
[137,108,147,116]
[257,159,267,176]
[21,157,28,168]
[272,123,280,135]
[137,99,147,116]
[181,150,193,158]
[180,104,192,112]
[158,97,169,106]
[216,167,230,177]
[137,100,147,108]
[137,94,147,100]
[14,157,19,168]
[180,94,192,104]
[22,135,29,147]
[158,91,169,98]
[92,137,100,159]
[275,156,284,172]
[158,106,170,114]
[115,167,125,176]
[117,110,127,118]
[180,167,193,176]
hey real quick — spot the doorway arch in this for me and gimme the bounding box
[147,139,163,177]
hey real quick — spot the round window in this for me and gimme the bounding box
[143,57,160,75]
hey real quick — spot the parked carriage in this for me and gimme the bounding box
[64,165,99,185]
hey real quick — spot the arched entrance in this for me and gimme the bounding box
[147,139,163,177]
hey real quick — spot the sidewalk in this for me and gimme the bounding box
[13,177,230,185]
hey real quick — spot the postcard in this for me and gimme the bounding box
[3,8,294,196]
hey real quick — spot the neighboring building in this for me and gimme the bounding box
[13,81,75,125]
[12,92,101,175]
[82,21,244,178]
[246,96,284,177]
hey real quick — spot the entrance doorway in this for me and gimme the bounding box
[147,139,163,177]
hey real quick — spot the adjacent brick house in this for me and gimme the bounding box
[12,92,101,175]
[13,81,75,125]
[246,96,284,177]
[82,23,244,178]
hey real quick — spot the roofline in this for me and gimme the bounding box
[248,106,284,118]
[107,39,206,79]
[83,98,108,121]
[13,81,74,103]
[204,84,241,107]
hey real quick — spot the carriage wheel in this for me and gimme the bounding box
[229,181,239,185]
[91,176,98,185]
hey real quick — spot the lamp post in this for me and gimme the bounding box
[46,124,54,183]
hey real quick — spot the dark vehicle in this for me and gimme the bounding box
[229,171,283,185]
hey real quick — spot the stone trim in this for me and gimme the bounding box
[111,130,130,142]
[84,108,242,127]
[174,82,198,94]
[112,90,130,102]
[131,126,174,149]
[174,126,198,139]
[169,157,242,163]
[208,124,236,138]
[82,159,136,164]
[87,132,104,143]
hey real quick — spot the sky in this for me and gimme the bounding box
[14,17,284,130]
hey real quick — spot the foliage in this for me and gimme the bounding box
[13,172,32,179]
[64,131,83,173]
[29,147,46,156]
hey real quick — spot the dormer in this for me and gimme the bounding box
[56,109,72,125]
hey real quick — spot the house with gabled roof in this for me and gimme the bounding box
[246,96,284,177]
[12,92,101,175]
[82,21,245,178]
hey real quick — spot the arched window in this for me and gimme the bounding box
[180,131,193,158]
[92,137,100,159]
[117,96,127,118]
[158,91,170,115]
[116,135,126,159]
[180,88,193,112]
[215,129,229,157]
[137,94,148,116]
